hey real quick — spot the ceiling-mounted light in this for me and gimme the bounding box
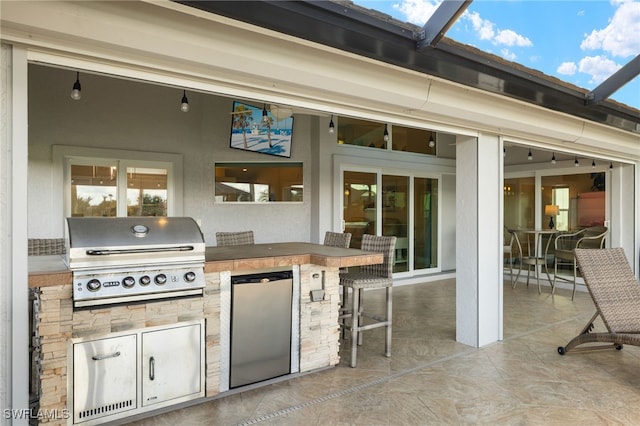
[70,72,82,100]
[262,104,269,123]
[180,90,189,113]
[575,157,580,167]
[551,153,556,164]
[329,115,335,134]
[592,159,596,168]
[428,134,435,148]
[609,162,613,169]
[383,124,389,142]
[527,149,533,160]
[503,147,506,157]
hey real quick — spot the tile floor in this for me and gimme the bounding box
[125,279,640,425]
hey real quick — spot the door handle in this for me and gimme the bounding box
[91,351,120,361]
[149,356,155,380]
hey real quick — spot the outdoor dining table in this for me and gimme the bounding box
[521,229,558,288]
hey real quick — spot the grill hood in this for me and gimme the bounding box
[66,217,205,270]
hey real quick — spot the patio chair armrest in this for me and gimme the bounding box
[576,230,608,249]
[554,229,586,250]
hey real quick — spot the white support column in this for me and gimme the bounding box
[455,133,503,347]
[609,163,638,275]
[1,43,29,425]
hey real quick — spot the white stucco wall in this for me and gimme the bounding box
[27,65,313,245]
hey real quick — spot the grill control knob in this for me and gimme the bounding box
[184,271,197,282]
[139,275,151,286]
[87,279,101,292]
[122,276,135,288]
[154,274,167,285]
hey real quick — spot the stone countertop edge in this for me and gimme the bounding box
[28,243,383,288]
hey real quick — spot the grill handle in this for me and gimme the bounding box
[86,246,195,256]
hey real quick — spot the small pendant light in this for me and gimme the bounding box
[262,104,269,123]
[575,157,580,167]
[180,90,189,113]
[328,115,335,133]
[383,124,389,142]
[428,134,435,148]
[551,153,556,164]
[592,159,596,168]
[70,72,82,101]
[527,149,533,160]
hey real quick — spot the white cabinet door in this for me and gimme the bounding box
[141,322,203,406]
[72,334,137,423]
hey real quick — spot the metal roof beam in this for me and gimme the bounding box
[417,0,472,49]
[586,54,640,105]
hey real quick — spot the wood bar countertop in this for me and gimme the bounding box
[28,242,383,287]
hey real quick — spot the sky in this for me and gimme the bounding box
[352,0,640,110]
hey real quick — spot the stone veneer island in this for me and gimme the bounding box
[28,242,382,425]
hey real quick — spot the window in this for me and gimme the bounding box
[126,167,168,216]
[215,162,303,202]
[55,145,182,218]
[392,126,436,155]
[551,187,570,231]
[336,116,437,155]
[542,173,605,230]
[504,177,535,229]
[337,117,386,149]
[71,164,118,217]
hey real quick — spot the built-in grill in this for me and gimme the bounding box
[66,217,206,308]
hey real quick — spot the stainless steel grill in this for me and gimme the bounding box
[66,217,206,308]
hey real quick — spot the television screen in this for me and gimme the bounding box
[229,101,294,158]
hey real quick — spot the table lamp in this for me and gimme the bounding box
[545,205,560,229]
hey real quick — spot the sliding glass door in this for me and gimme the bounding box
[342,169,439,275]
[414,177,438,270]
[343,171,377,250]
[382,175,409,272]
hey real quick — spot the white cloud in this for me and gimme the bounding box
[392,1,533,52]
[392,0,440,24]
[500,49,517,61]
[580,0,640,58]
[557,62,578,76]
[466,11,495,41]
[578,55,622,83]
[494,29,532,47]
[462,11,532,49]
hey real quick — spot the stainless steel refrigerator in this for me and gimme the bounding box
[230,270,293,388]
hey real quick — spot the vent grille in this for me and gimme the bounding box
[77,399,134,421]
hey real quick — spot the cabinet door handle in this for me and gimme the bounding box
[91,351,120,361]
[149,356,155,381]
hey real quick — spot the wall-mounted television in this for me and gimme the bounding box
[229,101,294,158]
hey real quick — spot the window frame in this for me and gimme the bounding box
[214,161,304,204]
[53,145,183,219]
